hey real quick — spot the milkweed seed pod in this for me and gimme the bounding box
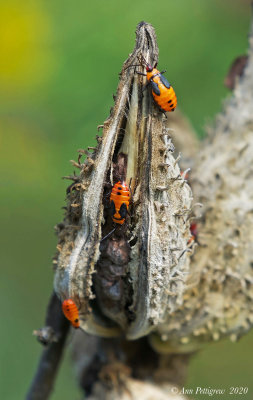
[54,22,193,340]
[149,17,253,353]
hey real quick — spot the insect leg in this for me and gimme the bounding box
[136,72,147,77]
[157,104,168,119]
[142,81,151,93]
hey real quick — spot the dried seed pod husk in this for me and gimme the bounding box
[54,22,193,339]
[149,17,253,353]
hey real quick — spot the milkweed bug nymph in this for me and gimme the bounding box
[110,181,130,225]
[101,181,131,242]
[62,299,80,329]
[129,56,177,113]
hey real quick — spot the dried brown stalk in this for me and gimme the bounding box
[26,293,70,400]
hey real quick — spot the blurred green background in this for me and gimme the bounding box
[1,0,253,399]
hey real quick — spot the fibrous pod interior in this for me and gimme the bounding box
[54,22,193,339]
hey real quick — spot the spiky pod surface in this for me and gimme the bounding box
[150,18,253,353]
[53,22,193,340]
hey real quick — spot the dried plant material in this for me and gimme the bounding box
[224,55,248,90]
[87,379,187,400]
[53,22,193,339]
[72,333,188,400]
[164,110,199,171]
[149,17,253,353]
[27,293,70,400]
[72,330,190,394]
[29,15,253,400]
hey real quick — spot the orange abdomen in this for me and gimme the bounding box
[152,84,177,112]
[110,181,130,225]
[62,299,80,328]
[147,68,177,112]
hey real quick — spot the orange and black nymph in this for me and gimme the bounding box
[62,299,80,328]
[137,59,177,113]
[109,181,130,225]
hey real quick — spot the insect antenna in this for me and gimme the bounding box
[124,64,143,70]
[101,227,116,242]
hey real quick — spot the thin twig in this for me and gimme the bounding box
[26,292,70,400]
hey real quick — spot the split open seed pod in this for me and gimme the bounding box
[54,22,193,340]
